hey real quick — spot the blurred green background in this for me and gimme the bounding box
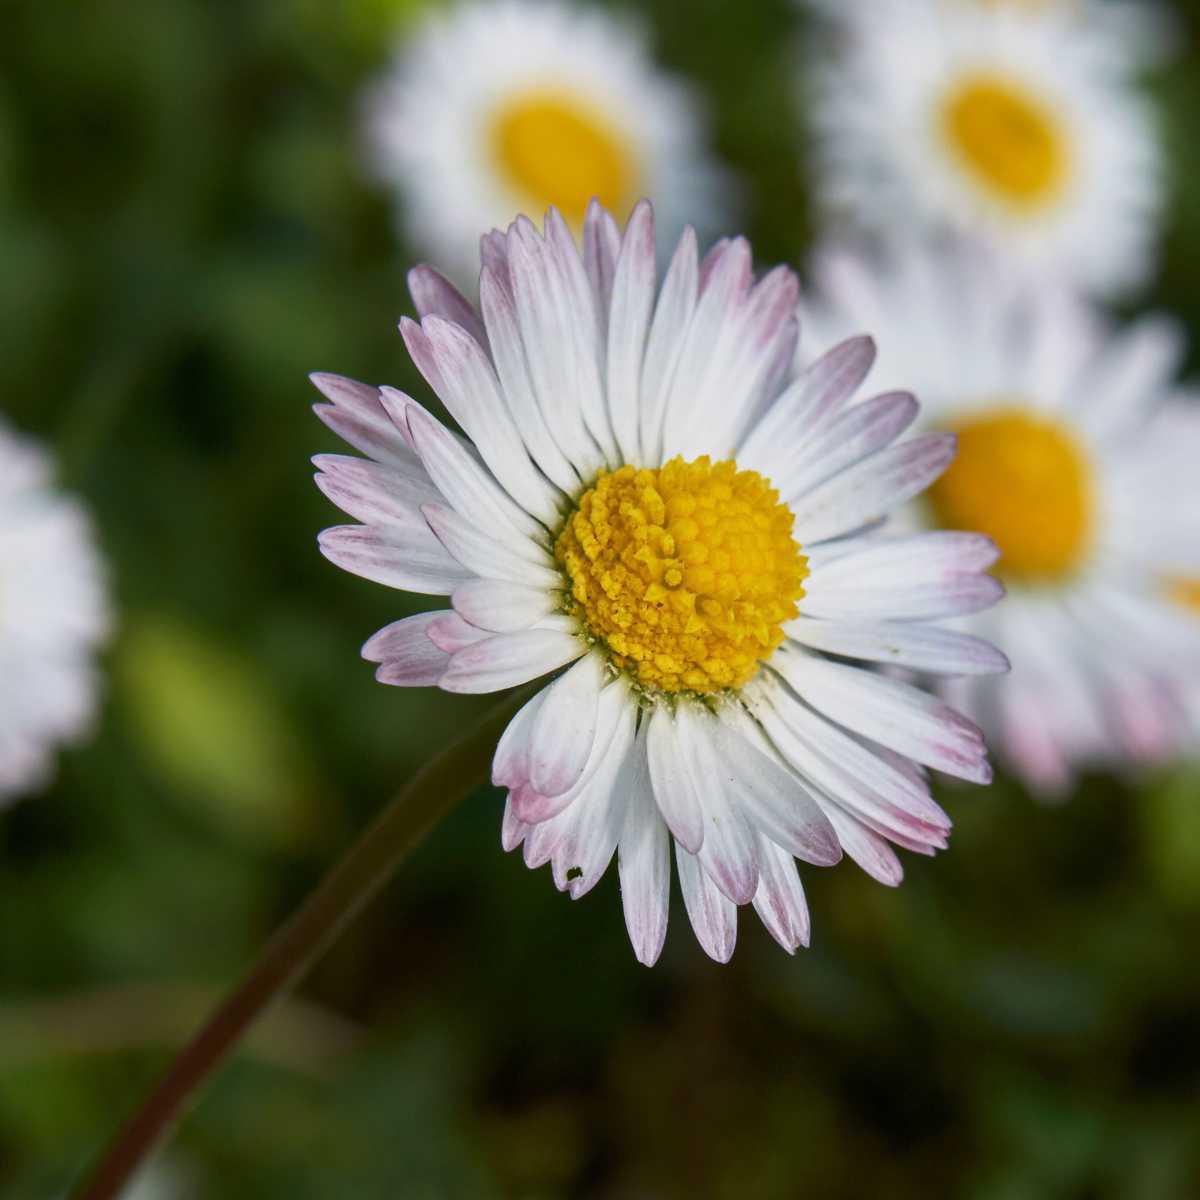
[3,0,1200,1196]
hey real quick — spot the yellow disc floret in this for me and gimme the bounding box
[555,456,807,695]
[490,89,639,227]
[941,71,1070,210]
[928,406,1093,583]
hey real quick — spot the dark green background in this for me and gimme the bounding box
[2,1,1200,1196]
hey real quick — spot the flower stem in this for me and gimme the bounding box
[71,690,526,1200]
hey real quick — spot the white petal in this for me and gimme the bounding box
[806,531,1001,585]
[771,650,991,784]
[660,237,753,459]
[710,708,843,866]
[492,687,550,788]
[451,578,558,632]
[799,573,1005,623]
[536,707,638,896]
[404,398,545,548]
[790,433,957,545]
[439,628,585,693]
[618,746,670,966]
[749,680,949,832]
[544,208,620,464]
[507,218,608,478]
[752,839,811,953]
[422,503,559,588]
[528,652,606,797]
[786,619,1009,676]
[512,679,634,824]
[606,200,656,464]
[500,798,531,853]
[683,708,761,904]
[361,612,449,686]
[313,454,439,529]
[425,610,492,653]
[737,336,876,480]
[310,373,417,469]
[407,265,487,349]
[408,315,563,525]
[821,807,905,887]
[639,226,699,463]
[676,265,800,459]
[676,842,737,964]
[479,266,580,494]
[774,390,918,500]
[583,199,621,328]
[317,525,469,595]
[645,704,706,853]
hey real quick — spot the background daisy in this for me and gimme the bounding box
[802,0,1164,296]
[803,236,1200,793]
[0,422,110,803]
[315,201,1006,963]
[365,0,728,285]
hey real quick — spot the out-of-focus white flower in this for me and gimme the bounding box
[0,421,110,802]
[365,0,728,286]
[803,236,1200,794]
[1140,402,1200,752]
[313,201,1007,964]
[802,0,1163,297]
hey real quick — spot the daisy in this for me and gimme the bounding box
[313,201,1006,965]
[1143,402,1200,752]
[802,0,1163,296]
[365,0,727,286]
[802,236,1200,794]
[0,421,110,801]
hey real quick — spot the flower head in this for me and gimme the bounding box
[365,0,727,285]
[0,422,110,801]
[804,236,1200,794]
[314,202,1006,963]
[802,0,1163,297]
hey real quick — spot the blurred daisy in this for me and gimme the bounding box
[313,200,1006,964]
[0,422,110,801]
[803,237,1200,793]
[365,0,727,285]
[803,0,1163,296]
[1143,403,1200,750]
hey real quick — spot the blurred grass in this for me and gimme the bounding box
[1,0,1199,1197]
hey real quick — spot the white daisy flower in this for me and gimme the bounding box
[0,421,110,802]
[365,0,727,287]
[803,236,1200,794]
[1144,403,1200,752]
[313,201,1006,965]
[802,0,1163,297]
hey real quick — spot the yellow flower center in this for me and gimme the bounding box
[940,71,1070,210]
[490,89,639,227]
[1168,579,1200,614]
[927,407,1092,582]
[554,457,807,695]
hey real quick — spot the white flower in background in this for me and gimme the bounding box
[802,0,1163,297]
[1142,402,1200,753]
[312,201,1007,964]
[803,237,1200,794]
[365,0,728,286]
[0,422,110,802]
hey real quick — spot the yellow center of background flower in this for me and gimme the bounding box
[555,457,807,695]
[941,72,1069,209]
[928,407,1092,582]
[1168,579,1200,614]
[490,89,638,227]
